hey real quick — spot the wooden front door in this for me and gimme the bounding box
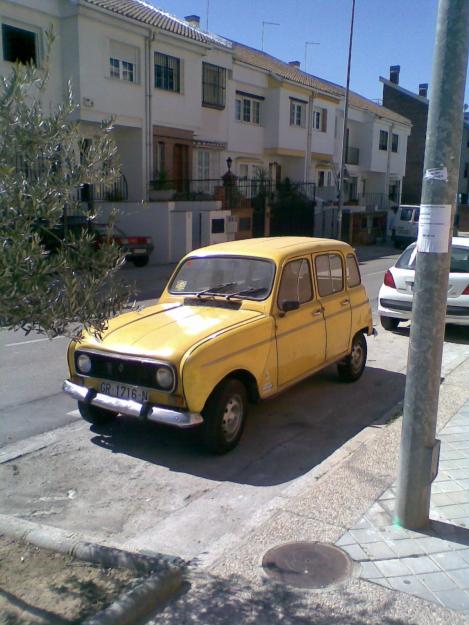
[174,144,189,191]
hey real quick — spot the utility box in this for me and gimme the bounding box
[200,210,236,246]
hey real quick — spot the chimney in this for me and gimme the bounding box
[419,83,428,98]
[288,60,301,68]
[185,14,200,29]
[389,65,400,85]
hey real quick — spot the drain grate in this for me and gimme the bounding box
[262,541,353,589]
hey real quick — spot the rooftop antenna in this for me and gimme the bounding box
[261,21,280,51]
[304,41,320,73]
[206,0,209,31]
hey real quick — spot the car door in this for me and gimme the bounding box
[314,252,351,361]
[275,257,326,387]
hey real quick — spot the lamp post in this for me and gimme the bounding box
[261,21,280,51]
[304,41,320,73]
[337,0,356,241]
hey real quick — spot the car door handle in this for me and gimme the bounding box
[340,299,350,306]
[311,308,323,317]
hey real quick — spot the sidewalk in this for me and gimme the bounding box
[152,353,469,625]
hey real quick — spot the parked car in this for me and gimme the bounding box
[39,216,153,267]
[393,205,420,248]
[63,237,373,453]
[378,237,469,330]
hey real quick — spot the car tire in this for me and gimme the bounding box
[133,256,149,267]
[201,379,247,454]
[337,332,367,383]
[78,401,117,425]
[380,315,400,331]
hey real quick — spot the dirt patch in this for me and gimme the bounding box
[0,534,144,625]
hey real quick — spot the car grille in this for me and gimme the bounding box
[75,350,169,389]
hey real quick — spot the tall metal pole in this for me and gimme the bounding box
[304,41,320,73]
[337,0,356,240]
[395,0,469,530]
[261,21,280,52]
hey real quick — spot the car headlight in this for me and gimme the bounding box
[77,354,92,374]
[155,367,174,390]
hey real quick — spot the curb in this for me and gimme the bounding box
[0,514,184,625]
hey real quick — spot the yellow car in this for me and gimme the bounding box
[64,237,373,454]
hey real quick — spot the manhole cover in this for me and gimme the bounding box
[262,541,353,589]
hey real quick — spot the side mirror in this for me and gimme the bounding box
[281,300,300,313]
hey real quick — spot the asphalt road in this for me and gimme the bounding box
[0,246,399,448]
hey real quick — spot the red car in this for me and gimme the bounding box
[94,224,153,267]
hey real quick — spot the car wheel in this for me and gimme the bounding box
[380,315,400,331]
[337,332,367,383]
[201,379,247,454]
[133,256,149,267]
[78,401,117,425]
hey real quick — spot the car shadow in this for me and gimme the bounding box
[89,365,405,487]
[388,323,469,345]
[354,244,399,264]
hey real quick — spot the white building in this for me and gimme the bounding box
[0,0,412,247]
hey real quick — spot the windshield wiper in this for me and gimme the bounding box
[196,282,237,298]
[226,287,267,300]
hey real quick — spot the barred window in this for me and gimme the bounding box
[155,52,180,92]
[202,62,226,109]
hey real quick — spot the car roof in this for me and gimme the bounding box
[188,237,354,262]
[405,237,469,250]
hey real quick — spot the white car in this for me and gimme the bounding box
[378,237,469,330]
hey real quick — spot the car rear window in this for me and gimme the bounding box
[396,244,469,273]
[399,207,419,222]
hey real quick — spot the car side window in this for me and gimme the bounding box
[277,258,313,308]
[315,254,344,297]
[346,254,361,288]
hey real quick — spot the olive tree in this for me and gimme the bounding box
[0,36,132,339]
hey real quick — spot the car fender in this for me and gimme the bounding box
[181,315,277,414]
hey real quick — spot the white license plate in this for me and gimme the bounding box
[100,381,149,403]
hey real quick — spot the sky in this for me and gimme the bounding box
[149,0,469,106]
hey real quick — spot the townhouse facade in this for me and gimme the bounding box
[1,0,412,248]
[381,66,469,205]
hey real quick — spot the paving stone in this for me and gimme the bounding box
[447,469,469,481]
[336,531,356,547]
[350,528,384,544]
[455,479,469,489]
[414,536,455,554]
[386,538,425,558]
[433,588,469,611]
[418,571,458,592]
[432,492,459,507]
[440,450,468,461]
[435,504,467,519]
[448,568,469,590]
[432,480,464,494]
[401,555,441,575]
[379,490,395,501]
[431,551,469,571]
[341,543,368,561]
[447,491,469,505]
[388,575,436,599]
[358,561,381,580]
[370,577,392,589]
[361,541,396,560]
[374,558,412,578]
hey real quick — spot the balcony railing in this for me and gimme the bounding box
[344,193,390,211]
[149,178,317,202]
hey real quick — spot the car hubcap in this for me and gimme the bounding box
[222,394,243,442]
[351,341,364,372]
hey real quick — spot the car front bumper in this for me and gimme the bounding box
[63,379,203,428]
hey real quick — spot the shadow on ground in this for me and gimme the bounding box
[89,366,405,487]
[391,323,469,345]
[151,569,432,625]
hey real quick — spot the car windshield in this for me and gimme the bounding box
[169,256,276,300]
[396,243,469,274]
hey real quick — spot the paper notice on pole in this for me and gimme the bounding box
[416,204,452,253]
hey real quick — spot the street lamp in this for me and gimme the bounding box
[337,0,356,241]
[261,21,280,51]
[304,41,320,73]
[226,156,232,171]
